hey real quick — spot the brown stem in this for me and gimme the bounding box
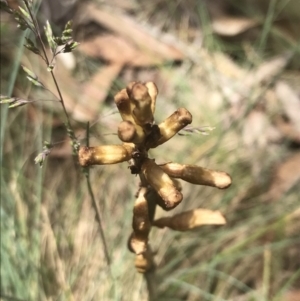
[139,173,158,301]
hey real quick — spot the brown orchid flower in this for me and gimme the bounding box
[78,81,231,273]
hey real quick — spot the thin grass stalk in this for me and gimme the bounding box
[258,0,278,52]
[273,268,300,301]
[262,245,271,301]
[84,122,111,267]
[23,0,74,140]
[0,19,28,167]
[23,0,111,274]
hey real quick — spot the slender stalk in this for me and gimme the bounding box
[23,0,110,268]
[144,262,157,301]
[139,173,158,301]
[84,122,111,266]
[24,1,74,141]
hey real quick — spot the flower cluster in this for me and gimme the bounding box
[78,82,231,273]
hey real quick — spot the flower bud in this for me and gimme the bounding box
[132,188,151,234]
[126,81,137,94]
[117,120,145,144]
[129,187,151,255]
[160,162,232,189]
[78,143,135,166]
[114,88,135,123]
[135,248,154,273]
[145,81,158,114]
[146,179,182,211]
[141,158,183,209]
[150,108,192,147]
[129,82,154,125]
[153,209,226,231]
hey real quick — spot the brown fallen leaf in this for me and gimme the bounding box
[76,3,184,62]
[275,81,300,132]
[210,52,247,79]
[244,53,292,87]
[211,16,258,36]
[266,152,300,201]
[242,110,269,148]
[193,52,291,108]
[274,115,300,144]
[79,35,165,67]
[153,208,226,231]
[280,290,300,301]
[73,63,124,121]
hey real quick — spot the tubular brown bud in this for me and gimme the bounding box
[141,158,183,209]
[160,162,232,189]
[78,143,135,166]
[114,88,135,123]
[126,81,137,95]
[129,187,151,255]
[131,83,151,103]
[130,83,154,125]
[117,121,145,144]
[145,82,158,114]
[146,179,182,211]
[152,209,226,231]
[150,108,192,148]
[135,247,154,273]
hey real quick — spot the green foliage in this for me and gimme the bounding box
[44,20,56,51]
[0,95,33,108]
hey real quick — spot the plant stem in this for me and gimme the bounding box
[24,0,74,141]
[139,173,158,300]
[85,122,111,266]
[23,0,111,268]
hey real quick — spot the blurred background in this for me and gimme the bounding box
[1,0,300,300]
